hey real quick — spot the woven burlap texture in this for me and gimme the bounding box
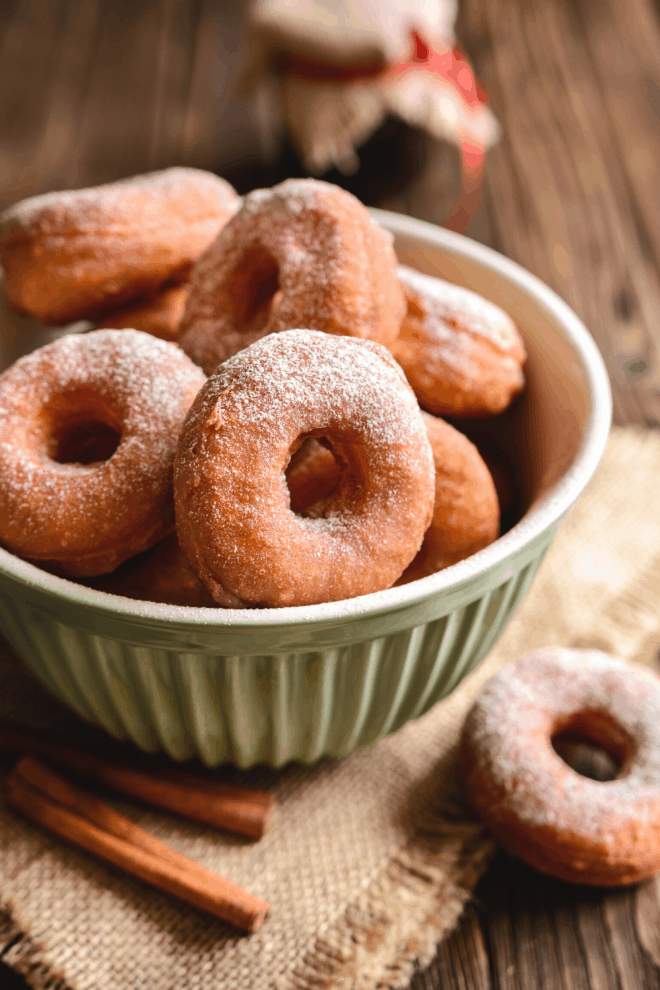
[0,425,659,990]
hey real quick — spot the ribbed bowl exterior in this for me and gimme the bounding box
[0,543,550,768]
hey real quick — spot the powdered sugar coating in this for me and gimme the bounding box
[0,168,239,325]
[393,265,526,419]
[174,329,435,607]
[398,266,523,352]
[178,178,405,374]
[459,648,660,885]
[0,328,206,575]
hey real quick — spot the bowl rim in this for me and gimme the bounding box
[0,212,612,631]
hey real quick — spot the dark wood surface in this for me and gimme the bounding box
[2,0,660,987]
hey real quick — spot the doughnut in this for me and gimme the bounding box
[87,533,218,607]
[397,412,499,583]
[0,168,239,325]
[0,328,205,576]
[392,266,526,419]
[95,282,189,341]
[459,648,660,886]
[174,329,435,607]
[178,178,406,375]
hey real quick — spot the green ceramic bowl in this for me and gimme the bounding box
[0,213,612,767]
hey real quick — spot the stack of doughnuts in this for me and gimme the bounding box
[0,173,525,608]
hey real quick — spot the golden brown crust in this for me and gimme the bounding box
[459,648,660,886]
[396,412,499,582]
[392,267,526,419]
[95,282,189,341]
[174,329,435,608]
[0,168,239,325]
[0,329,205,576]
[86,532,218,607]
[178,178,406,375]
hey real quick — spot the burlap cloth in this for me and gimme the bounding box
[0,425,658,990]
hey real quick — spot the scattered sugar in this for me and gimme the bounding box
[241,181,319,219]
[240,179,359,219]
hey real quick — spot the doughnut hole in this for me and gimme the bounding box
[232,249,281,337]
[551,710,634,782]
[40,389,123,466]
[285,436,343,515]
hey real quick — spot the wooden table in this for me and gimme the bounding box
[2,0,660,986]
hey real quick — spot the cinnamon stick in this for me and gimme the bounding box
[6,756,270,933]
[0,724,274,839]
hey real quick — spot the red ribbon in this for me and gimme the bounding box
[385,33,486,234]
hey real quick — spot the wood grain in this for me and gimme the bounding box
[411,904,490,989]
[459,0,660,426]
[636,877,660,969]
[67,0,182,186]
[0,0,75,207]
[456,855,660,990]
[575,0,660,276]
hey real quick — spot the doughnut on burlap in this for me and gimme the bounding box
[0,425,658,990]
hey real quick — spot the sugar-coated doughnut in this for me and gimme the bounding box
[459,648,660,886]
[0,329,205,576]
[398,412,499,583]
[178,178,406,374]
[174,329,435,607]
[95,282,189,341]
[392,266,526,419]
[0,168,239,325]
[87,533,218,607]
